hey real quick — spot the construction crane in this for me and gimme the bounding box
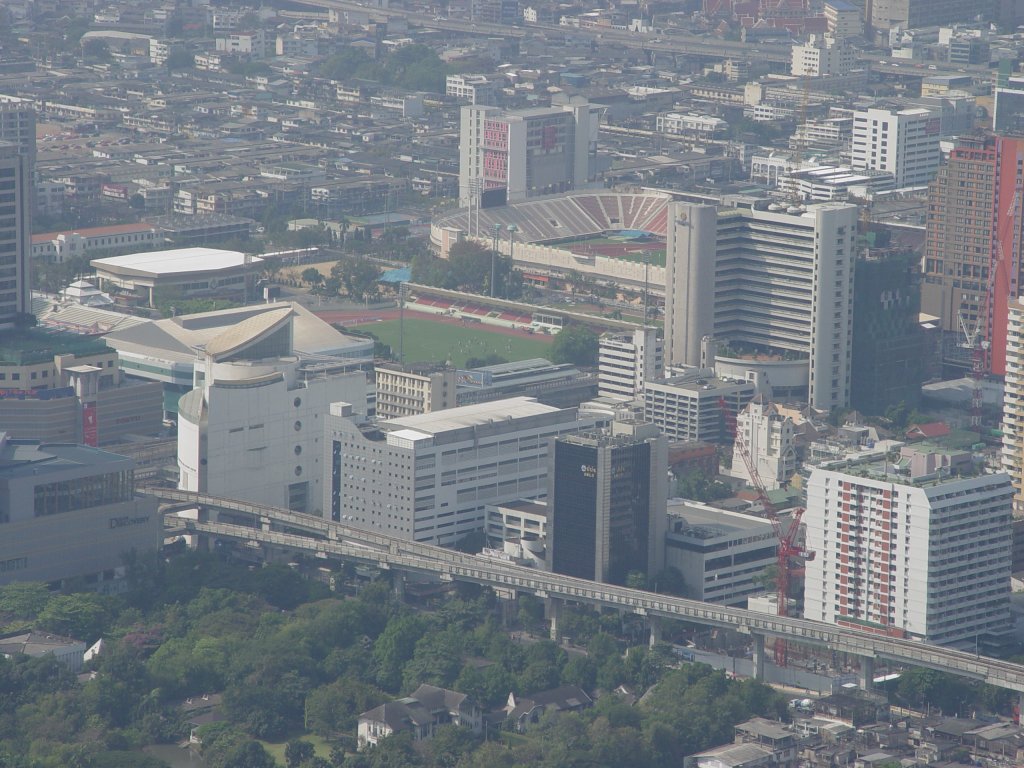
[958,189,1020,429]
[721,397,812,665]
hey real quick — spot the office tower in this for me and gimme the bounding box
[549,422,667,584]
[805,459,1012,649]
[921,134,1024,376]
[870,0,991,30]
[325,397,598,544]
[598,327,663,401]
[458,99,600,208]
[850,251,925,415]
[643,369,755,444]
[664,200,857,411]
[0,142,29,329]
[177,306,369,515]
[851,106,940,189]
[1001,298,1024,515]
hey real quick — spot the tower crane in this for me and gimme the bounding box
[721,398,813,665]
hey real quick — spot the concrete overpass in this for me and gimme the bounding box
[153,489,1024,699]
[297,0,793,63]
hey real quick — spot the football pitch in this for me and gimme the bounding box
[361,318,553,368]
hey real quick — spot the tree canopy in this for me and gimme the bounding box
[550,324,599,366]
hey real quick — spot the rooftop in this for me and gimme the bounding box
[0,437,133,478]
[386,397,564,435]
[667,500,776,539]
[91,247,260,277]
[0,328,110,366]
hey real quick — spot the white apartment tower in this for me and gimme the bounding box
[805,463,1013,649]
[729,397,796,490]
[0,96,35,176]
[598,327,663,401]
[459,99,600,207]
[851,106,940,189]
[177,307,369,515]
[1001,297,1024,516]
[664,201,857,411]
[0,142,29,328]
[790,34,856,77]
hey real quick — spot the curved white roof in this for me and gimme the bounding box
[91,248,260,278]
[204,305,292,361]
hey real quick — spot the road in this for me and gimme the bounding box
[154,489,1024,698]
[297,0,793,63]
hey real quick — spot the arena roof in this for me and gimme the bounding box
[434,191,671,245]
[91,248,260,278]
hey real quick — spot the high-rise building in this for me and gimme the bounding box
[823,0,864,38]
[458,99,600,207]
[790,34,856,77]
[549,421,667,584]
[805,459,1012,650]
[643,369,755,444]
[869,0,991,30]
[921,134,1024,376]
[851,106,940,189]
[597,327,663,401]
[325,397,598,544]
[177,306,370,515]
[664,201,857,411]
[850,251,925,415]
[0,96,35,177]
[0,142,29,329]
[1001,297,1024,515]
[728,396,797,490]
[375,364,457,420]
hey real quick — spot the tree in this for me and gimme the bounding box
[36,592,114,641]
[286,739,316,768]
[166,48,194,70]
[302,267,325,287]
[550,325,599,366]
[332,257,380,302]
[0,582,51,620]
[305,678,386,737]
[675,471,731,502]
[129,193,146,211]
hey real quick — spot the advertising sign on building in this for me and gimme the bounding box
[82,402,98,446]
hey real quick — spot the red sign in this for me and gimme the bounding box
[83,402,98,446]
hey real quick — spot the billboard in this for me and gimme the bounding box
[82,402,98,446]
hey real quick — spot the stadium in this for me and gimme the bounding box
[430,191,672,295]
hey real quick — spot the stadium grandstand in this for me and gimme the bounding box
[430,191,672,294]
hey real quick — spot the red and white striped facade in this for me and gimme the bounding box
[805,465,1013,650]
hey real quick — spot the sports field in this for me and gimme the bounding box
[361,318,553,367]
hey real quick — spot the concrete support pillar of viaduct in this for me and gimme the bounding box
[751,634,765,682]
[546,597,563,642]
[392,571,405,600]
[860,656,875,690]
[649,616,663,648]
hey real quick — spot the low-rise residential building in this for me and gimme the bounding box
[31,223,163,263]
[446,74,497,105]
[357,685,483,750]
[656,112,729,140]
[729,397,797,490]
[791,34,856,77]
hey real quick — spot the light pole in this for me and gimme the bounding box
[506,224,518,300]
[491,223,501,298]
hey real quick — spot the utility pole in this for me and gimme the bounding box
[506,224,518,300]
[398,282,405,365]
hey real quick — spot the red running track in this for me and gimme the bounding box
[315,308,549,341]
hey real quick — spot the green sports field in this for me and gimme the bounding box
[361,318,553,368]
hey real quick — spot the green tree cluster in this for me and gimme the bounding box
[550,324,599,366]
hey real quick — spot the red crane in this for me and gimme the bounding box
[721,397,812,665]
